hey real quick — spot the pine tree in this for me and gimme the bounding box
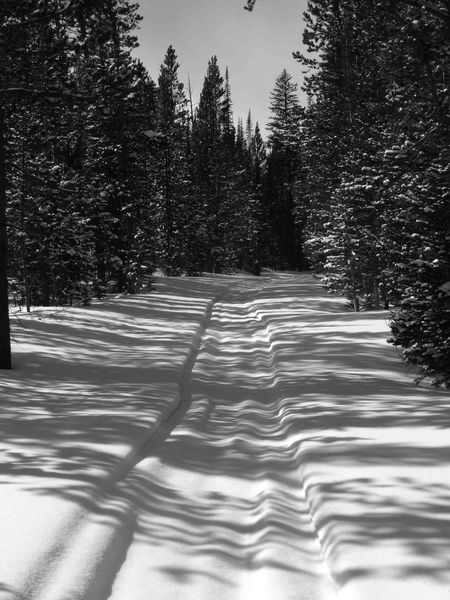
[155,45,190,275]
[246,0,449,382]
[81,0,152,293]
[245,122,266,272]
[298,0,450,383]
[379,1,450,384]
[191,56,226,272]
[265,70,304,269]
[296,0,365,277]
[222,68,234,143]
[67,0,157,295]
[245,110,253,149]
[1,0,91,364]
[267,70,302,149]
[0,0,158,366]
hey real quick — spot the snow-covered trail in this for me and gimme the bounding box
[108,276,335,600]
[2,272,450,600]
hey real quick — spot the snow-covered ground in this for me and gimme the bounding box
[1,272,450,600]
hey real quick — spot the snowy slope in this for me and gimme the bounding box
[1,272,450,600]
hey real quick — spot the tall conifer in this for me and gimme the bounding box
[156,45,190,275]
[265,70,304,269]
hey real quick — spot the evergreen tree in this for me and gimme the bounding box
[245,110,253,149]
[380,1,450,384]
[218,76,261,273]
[265,70,304,269]
[188,58,262,274]
[297,0,450,383]
[77,0,156,294]
[222,68,234,142]
[245,122,266,272]
[155,45,190,275]
[0,0,158,367]
[1,0,92,365]
[191,56,226,272]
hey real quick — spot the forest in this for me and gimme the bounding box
[0,0,449,387]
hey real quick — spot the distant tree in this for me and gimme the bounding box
[217,75,262,273]
[244,122,266,272]
[245,110,254,149]
[265,70,304,269]
[188,58,262,274]
[222,68,234,142]
[155,45,190,275]
[191,56,226,272]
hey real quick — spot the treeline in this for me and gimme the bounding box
[1,1,267,311]
[290,0,449,385]
[1,0,305,313]
[1,0,157,311]
[1,0,307,369]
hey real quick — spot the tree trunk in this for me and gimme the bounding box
[373,278,380,310]
[350,259,360,312]
[0,97,12,368]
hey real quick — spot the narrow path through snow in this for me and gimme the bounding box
[106,276,335,600]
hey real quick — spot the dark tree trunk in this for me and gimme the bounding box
[0,97,12,369]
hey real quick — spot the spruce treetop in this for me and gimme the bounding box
[267,69,302,148]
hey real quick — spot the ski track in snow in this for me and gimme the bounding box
[2,272,450,600]
[106,277,335,600]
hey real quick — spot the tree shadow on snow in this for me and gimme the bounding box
[119,276,450,594]
[1,272,449,597]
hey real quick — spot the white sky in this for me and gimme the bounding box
[133,0,308,137]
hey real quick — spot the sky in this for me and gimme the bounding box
[133,0,309,137]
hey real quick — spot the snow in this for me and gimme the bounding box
[1,272,450,600]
